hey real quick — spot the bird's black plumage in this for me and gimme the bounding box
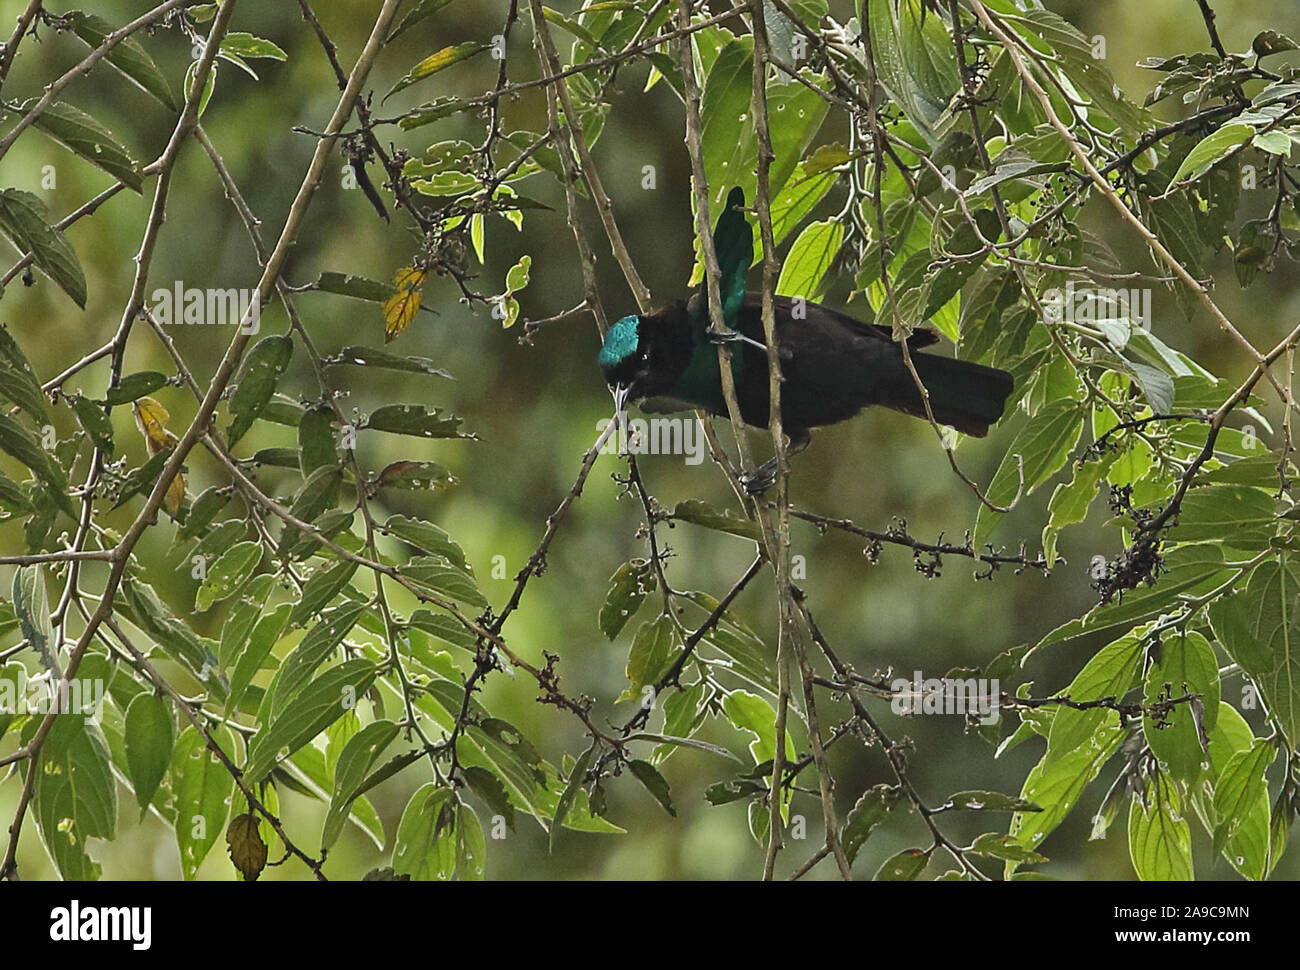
[597,188,1015,467]
[612,293,1012,439]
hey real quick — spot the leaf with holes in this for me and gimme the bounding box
[0,189,87,308]
[227,335,293,445]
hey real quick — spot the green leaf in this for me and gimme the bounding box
[959,270,1023,364]
[1143,631,1219,782]
[326,345,451,378]
[226,602,292,716]
[178,487,229,543]
[1009,8,1149,137]
[68,394,113,454]
[28,99,143,192]
[776,219,842,301]
[1045,629,1145,766]
[723,689,796,767]
[1009,719,1127,857]
[388,0,458,42]
[362,403,468,438]
[627,759,676,817]
[182,58,218,117]
[0,472,31,515]
[12,565,57,674]
[111,451,167,512]
[802,142,853,177]
[505,256,531,295]
[124,693,174,814]
[0,326,48,422]
[1253,30,1300,57]
[118,579,220,682]
[1205,704,1273,879]
[323,719,400,851]
[68,13,177,109]
[764,162,835,257]
[599,561,655,640]
[1170,124,1254,186]
[0,189,87,308]
[551,740,599,852]
[216,574,273,669]
[970,833,1046,864]
[874,847,928,880]
[866,0,957,146]
[105,370,168,405]
[1128,771,1194,881]
[622,616,676,700]
[1041,455,1111,566]
[683,591,779,694]
[1175,484,1276,548]
[964,160,1068,198]
[381,515,467,569]
[974,401,1085,547]
[244,659,378,784]
[32,716,117,879]
[373,459,453,491]
[270,601,367,715]
[400,557,487,607]
[227,335,293,445]
[628,731,739,764]
[671,499,761,540]
[699,38,826,216]
[289,557,360,627]
[313,272,396,303]
[842,785,901,864]
[462,765,515,828]
[195,540,261,612]
[276,466,344,557]
[946,790,1042,813]
[398,96,476,131]
[279,741,384,850]
[457,718,552,827]
[171,725,236,880]
[392,784,457,879]
[220,32,287,61]
[386,42,490,100]
[1211,740,1275,860]
[651,684,707,765]
[456,804,485,880]
[0,414,51,481]
[0,661,23,742]
[407,609,477,652]
[1207,555,1300,748]
[922,209,1001,323]
[298,407,337,477]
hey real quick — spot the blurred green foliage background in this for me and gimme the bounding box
[2,0,1298,879]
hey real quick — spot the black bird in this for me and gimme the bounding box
[598,188,1014,489]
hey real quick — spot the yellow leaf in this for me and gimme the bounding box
[383,266,427,342]
[132,396,173,455]
[164,472,186,517]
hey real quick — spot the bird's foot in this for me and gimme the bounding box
[740,458,778,496]
[706,326,744,345]
[706,326,767,352]
[740,431,808,495]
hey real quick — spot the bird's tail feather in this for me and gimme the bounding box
[886,353,1014,438]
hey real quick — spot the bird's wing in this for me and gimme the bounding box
[740,293,940,349]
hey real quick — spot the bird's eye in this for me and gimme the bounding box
[639,350,649,363]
